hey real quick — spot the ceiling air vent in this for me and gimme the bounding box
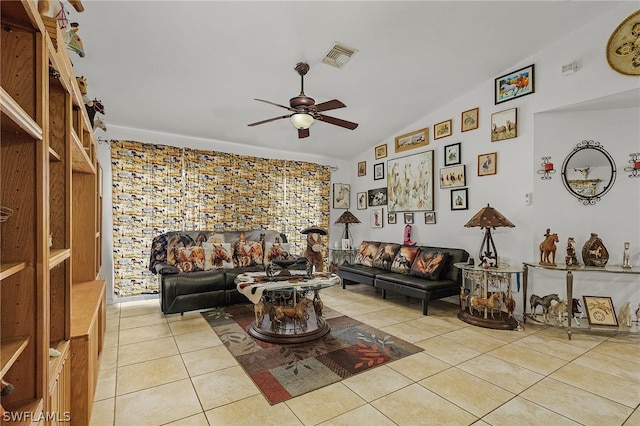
[322,43,358,69]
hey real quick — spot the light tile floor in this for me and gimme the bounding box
[91,284,640,426]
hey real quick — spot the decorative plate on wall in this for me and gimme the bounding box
[606,9,640,76]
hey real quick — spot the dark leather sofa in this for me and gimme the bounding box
[149,229,300,314]
[338,242,469,315]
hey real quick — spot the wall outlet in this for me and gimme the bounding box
[524,192,532,205]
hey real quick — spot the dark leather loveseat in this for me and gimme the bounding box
[149,229,300,314]
[338,241,469,315]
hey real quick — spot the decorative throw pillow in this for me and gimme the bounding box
[174,246,205,272]
[390,245,421,274]
[203,243,234,270]
[372,243,401,270]
[410,250,449,280]
[233,239,264,268]
[264,242,292,264]
[354,241,380,267]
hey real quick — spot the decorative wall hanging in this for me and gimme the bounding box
[583,296,618,327]
[434,119,452,140]
[394,128,429,153]
[403,213,414,224]
[606,9,640,76]
[495,64,535,104]
[561,140,616,205]
[461,107,479,132]
[375,143,388,159]
[387,150,434,212]
[387,213,397,224]
[356,192,367,210]
[368,187,387,206]
[424,212,436,224]
[373,162,385,180]
[370,208,383,228]
[491,108,517,142]
[478,152,497,176]
[357,161,366,177]
[439,164,466,188]
[444,142,461,166]
[623,152,640,177]
[450,188,468,211]
[537,156,556,179]
[333,183,350,209]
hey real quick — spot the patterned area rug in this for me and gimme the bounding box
[202,304,424,404]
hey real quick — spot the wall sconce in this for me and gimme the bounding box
[623,152,640,178]
[537,156,556,180]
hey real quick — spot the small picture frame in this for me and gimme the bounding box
[333,183,350,209]
[444,142,461,166]
[495,64,535,105]
[394,128,429,153]
[368,187,387,206]
[583,296,618,327]
[341,239,351,250]
[374,162,385,180]
[357,161,366,177]
[424,212,436,224]
[477,152,497,176]
[491,107,517,142]
[434,119,452,140]
[356,191,367,210]
[461,107,479,132]
[371,207,383,228]
[375,144,388,160]
[439,164,466,189]
[404,213,414,224]
[451,188,468,210]
[387,213,397,224]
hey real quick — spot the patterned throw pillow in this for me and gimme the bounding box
[233,239,264,268]
[203,243,234,270]
[354,241,380,267]
[174,246,205,272]
[372,243,401,270]
[390,245,421,274]
[264,242,292,263]
[410,250,449,280]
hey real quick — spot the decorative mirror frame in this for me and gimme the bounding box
[561,140,616,205]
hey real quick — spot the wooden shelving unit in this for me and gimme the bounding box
[1,1,104,422]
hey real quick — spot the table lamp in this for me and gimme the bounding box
[464,204,514,265]
[335,210,360,248]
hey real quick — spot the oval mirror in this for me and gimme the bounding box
[561,140,616,205]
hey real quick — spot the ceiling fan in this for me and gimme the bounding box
[248,62,359,139]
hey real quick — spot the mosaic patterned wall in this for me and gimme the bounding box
[110,140,330,297]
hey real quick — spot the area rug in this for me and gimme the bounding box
[202,304,424,404]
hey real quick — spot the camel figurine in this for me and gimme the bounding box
[539,228,559,266]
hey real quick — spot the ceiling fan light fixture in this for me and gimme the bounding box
[289,113,314,130]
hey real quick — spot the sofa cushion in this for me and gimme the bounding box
[338,263,389,278]
[232,234,264,268]
[410,250,449,280]
[375,272,457,291]
[203,243,234,270]
[174,246,206,272]
[264,242,292,264]
[372,243,401,270]
[354,241,380,267]
[390,245,421,274]
[420,246,469,282]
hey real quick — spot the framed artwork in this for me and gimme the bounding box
[424,211,436,224]
[495,64,535,105]
[370,207,383,228]
[583,296,618,327]
[491,107,517,142]
[332,183,350,209]
[434,119,452,140]
[403,213,414,224]
[439,164,466,189]
[387,213,397,224]
[394,128,429,153]
[478,152,497,176]
[368,187,387,206]
[444,142,461,166]
[374,162,385,180]
[356,191,367,210]
[375,144,388,159]
[387,150,434,212]
[450,188,468,210]
[358,161,366,177]
[461,107,479,132]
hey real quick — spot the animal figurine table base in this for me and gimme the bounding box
[457,308,519,330]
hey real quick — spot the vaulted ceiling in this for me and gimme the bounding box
[70,1,620,160]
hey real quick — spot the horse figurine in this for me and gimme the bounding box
[618,301,632,327]
[270,297,310,332]
[539,228,559,266]
[469,292,501,319]
[85,99,105,128]
[254,298,265,326]
[530,293,561,322]
[571,298,583,326]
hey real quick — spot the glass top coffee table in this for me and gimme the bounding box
[235,271,340,343]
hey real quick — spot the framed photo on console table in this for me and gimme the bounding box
[583,296,618,327]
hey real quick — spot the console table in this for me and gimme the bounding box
[522,262,639,340]
[235,271,340,343]
[329,248,358,273]
[454,263,521,330]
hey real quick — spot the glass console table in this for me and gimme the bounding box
[454,263,522,330]
[522,262,639,340]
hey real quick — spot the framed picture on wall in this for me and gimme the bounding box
[368,187,387,206]
[374,162,385,180]
[371,208,384,228]
[358,161,366,176]
[450,188,468,210]
[495,64,535,105]
[333,183,350,209]
[439,165,466,189]
[424,212,436,224]
[434,119,452,140]
[394,128,429,153]
[461,107,479,132]
[375,144,388,159]
[478,152,497,176]
[491,108,517,142]
[357,191,367,210]
[403,213,414,224]
[444,142,461,166]
[387,150,434,212]
[387,213,397,224]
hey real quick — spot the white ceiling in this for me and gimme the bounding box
[70,1,621,160]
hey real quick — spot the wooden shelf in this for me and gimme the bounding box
[0,87,43,140]
[48,339,70,390]
[0,262,27,281]
[0,336,30,376]
[72,129,95,174]
[2,397,44,424]
[49,248,71,269]
[49,146,62,162]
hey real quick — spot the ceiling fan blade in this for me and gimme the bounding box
[317,114,359,130]
[298,128,310,138]
[247,115,290,127]
[254,98,295,111]
[313,99,346,112]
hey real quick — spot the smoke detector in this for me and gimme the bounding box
[322,42,358,69]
